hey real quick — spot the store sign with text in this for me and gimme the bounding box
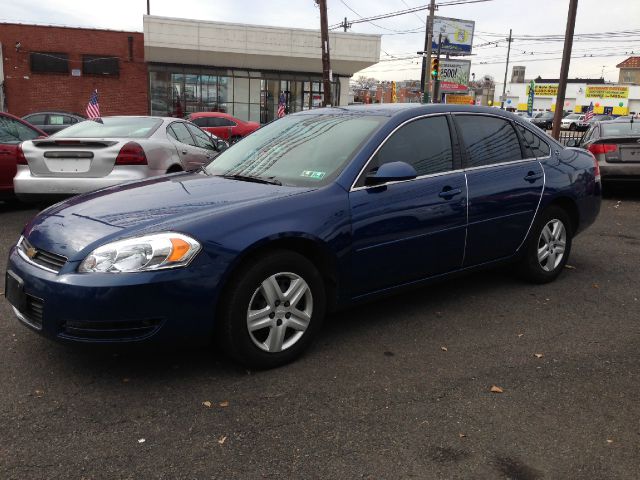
[585,86,629,99]
[438,59,471,93]
[526,84,558,97]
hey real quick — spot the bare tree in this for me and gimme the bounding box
[354,75,377,90]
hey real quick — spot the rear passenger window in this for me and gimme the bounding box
[168,122,197,146]
[456,115,522,167]
[364,115,453,181]
[515,125,550,158]
[192,118,208,127]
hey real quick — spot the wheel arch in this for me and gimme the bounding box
[547,196,580,234]
[218,234,341,313]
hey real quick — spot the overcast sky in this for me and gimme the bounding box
[2,0,638,83]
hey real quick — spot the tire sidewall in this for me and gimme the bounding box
[520,206,573,283]
[219,250,326,369]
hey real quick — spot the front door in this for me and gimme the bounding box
[349,115,467,297]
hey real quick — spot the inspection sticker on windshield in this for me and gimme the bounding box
[300,170,326,180]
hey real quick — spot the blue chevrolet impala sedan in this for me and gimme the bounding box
[5,105,601,368]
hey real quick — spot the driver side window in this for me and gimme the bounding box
[358,115,453,187]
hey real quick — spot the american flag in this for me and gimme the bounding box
[583,101,594,122]
[86,89,101,119]
[277,92,286,118]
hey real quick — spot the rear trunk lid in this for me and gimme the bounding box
[21,138,130,177]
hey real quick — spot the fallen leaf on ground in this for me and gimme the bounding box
[138,438,146,444]
[219,401,229,408]
[202,401,212,408]
[564,264,576,270]
[34,390,44,397]
[592,283,600,289]
[534,353,544,358]
[218,436,227,445]
[441,346,448,352]
[517,333,524,338]
[607,439,614,444]
[459,433,466,438]
[490,385,504,393]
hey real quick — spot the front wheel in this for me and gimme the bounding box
[517,206,573,284]
[569,123,577,131]
[217,250,326,369]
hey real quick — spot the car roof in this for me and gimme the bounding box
[23,111,85,118]
[294,103,529,120]
[188,112,237,119]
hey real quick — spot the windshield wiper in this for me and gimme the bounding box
[220,174,282,186]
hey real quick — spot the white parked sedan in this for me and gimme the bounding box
[14,116,228,202]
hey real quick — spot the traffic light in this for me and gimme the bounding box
[431,57,440,79]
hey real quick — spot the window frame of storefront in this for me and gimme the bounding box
[148,63,340,123]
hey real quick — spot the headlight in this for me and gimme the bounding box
[78,232,201,273]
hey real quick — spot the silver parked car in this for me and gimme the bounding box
[570,119,640,182]
[15,116,228,202]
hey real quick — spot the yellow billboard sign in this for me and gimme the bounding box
[445,94,474,105]
[526,84,558,97]
[585,86,629,99]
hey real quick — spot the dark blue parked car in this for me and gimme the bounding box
[5,105,601,368]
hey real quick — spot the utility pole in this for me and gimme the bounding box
[342,17,349,32]
[500,29,512,109]
[551,0,578,140]
[146,0,150,15]
[318,0,333,106]
[421,0,436,103]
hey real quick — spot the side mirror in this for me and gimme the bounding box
[566,139,578,147]
[365,161,417,186]
[216,139,230,152]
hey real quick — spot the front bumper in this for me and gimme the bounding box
[13,165,164,202]
[5,244,220,346]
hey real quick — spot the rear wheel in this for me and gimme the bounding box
[518,206,572,283]
[569,123,577,131]
[229,135,242,144]
[217,250,326,369]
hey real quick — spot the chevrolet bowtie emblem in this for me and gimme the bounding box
[26,247,38,259]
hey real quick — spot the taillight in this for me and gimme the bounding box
[588,143,617,155]
[589,151,601,182]
[16,144,28,165]
[115,142,147,165]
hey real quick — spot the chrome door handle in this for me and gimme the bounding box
[524,171,543,182]
[439,187,462,199]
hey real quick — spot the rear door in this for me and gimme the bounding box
[349,114,467,296]
[185,124,218,167]
[454,114,545,266]
[167,122,205,170]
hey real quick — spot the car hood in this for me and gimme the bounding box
[24,172,312,257]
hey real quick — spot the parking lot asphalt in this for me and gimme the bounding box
[1,190,639,480]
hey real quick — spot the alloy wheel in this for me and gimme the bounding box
[537,219,567,272]
[246,272,313,353]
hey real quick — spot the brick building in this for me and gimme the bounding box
[0,23,148,117]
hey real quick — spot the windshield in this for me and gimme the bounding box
[206,113,386,187]
[601,122,640,136]
[52,117,162,138]
[565,114,581,120]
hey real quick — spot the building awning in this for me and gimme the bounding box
[143,16,381,76]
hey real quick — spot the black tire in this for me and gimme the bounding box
[517,206,573,284]
[217,250,326,369]
[569,123,577,131]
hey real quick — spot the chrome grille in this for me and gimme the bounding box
[19,237,67,273]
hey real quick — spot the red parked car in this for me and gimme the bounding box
[186,112,260,143]
[0,112,46,200]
